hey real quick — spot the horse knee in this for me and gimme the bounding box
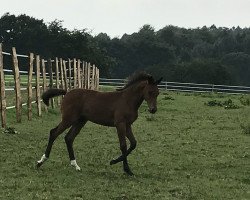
[120,144,127,154]
[49,127,58,140]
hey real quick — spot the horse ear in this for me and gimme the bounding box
[148,75,154,84]
[155,77,163,85]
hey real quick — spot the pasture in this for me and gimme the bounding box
[1,91,250,199]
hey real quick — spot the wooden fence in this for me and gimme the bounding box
[0,43,100,128]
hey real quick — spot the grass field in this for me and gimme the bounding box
[1,91,250,199]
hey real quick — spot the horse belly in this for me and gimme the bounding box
[91,119,115,127]
[84,108,115,127]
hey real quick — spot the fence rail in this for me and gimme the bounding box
[99,78,250,94]
[0,43,100,128]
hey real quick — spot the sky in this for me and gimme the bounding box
[0,0,250,38]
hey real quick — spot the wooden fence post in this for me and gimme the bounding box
[27,53,34,120]
[73,58,77,89]
[212,84,214,93]
[12,47,22,122]
[63,60,68,90]
[77,59,81,88]
[60,58,65,89]
[0,44,7,128]
[93,66,96,90]
[68,59,72,89]
[42,59,48,113]
[81,61,85,88]
[94,66,98,90]
[96,68,99,91]
[85,63,88,89]
[48,59,54,108]
[55,57,60,105]
[36,55,42,117]
[84,62,88,89]
[91,65,95,90]
[87,63,91,89]
[83,62,86,89]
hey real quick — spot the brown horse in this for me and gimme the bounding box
[36,71,162,175]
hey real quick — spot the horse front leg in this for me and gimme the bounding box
[125,125,137,155]
[114,122,133,176]
[110,125,137,165]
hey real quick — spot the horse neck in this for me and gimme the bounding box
[123,84,144,110]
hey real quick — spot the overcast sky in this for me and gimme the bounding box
[1,0,250,38]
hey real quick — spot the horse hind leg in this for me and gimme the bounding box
[64,120,87,171]
[36,121,71,169]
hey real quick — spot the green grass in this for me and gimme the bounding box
[1,91,250,199]
[5,89,38,107]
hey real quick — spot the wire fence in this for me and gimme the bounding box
[99,78,250,94]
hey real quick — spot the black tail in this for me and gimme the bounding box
[42,89,67,106]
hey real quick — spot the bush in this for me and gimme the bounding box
[239,96,250,106]
[205,99,240,109]
[205,99,223,107]
[223,99,240,109]
[163,96,175,100]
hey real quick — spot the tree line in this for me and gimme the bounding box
[1,13,250,85]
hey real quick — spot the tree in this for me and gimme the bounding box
[172,59,232,84]
[1,13,250,85]
[221,52,250,85]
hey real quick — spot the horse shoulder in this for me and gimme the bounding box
[113,106,138,125]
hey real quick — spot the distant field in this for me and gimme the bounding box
[1,91,250,199]
[3,74,49,108]
[4,74,45,86]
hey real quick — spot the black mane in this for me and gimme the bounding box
[117,71,154,91]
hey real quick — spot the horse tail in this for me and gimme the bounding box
[42,89,67,106]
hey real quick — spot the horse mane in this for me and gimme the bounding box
[117,71,154,91]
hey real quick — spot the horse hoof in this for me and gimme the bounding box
[110,159,116,165]
[110,158,120,165]
[124,169,134,176]
[70,160,81,171]
[126,171,134,176]
[36,161,43,169]
[70,165,81,171]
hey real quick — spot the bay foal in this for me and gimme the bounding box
[36,72,162,175]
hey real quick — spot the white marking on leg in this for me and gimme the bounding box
[37,154,48,164]
[70,160,81,171]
